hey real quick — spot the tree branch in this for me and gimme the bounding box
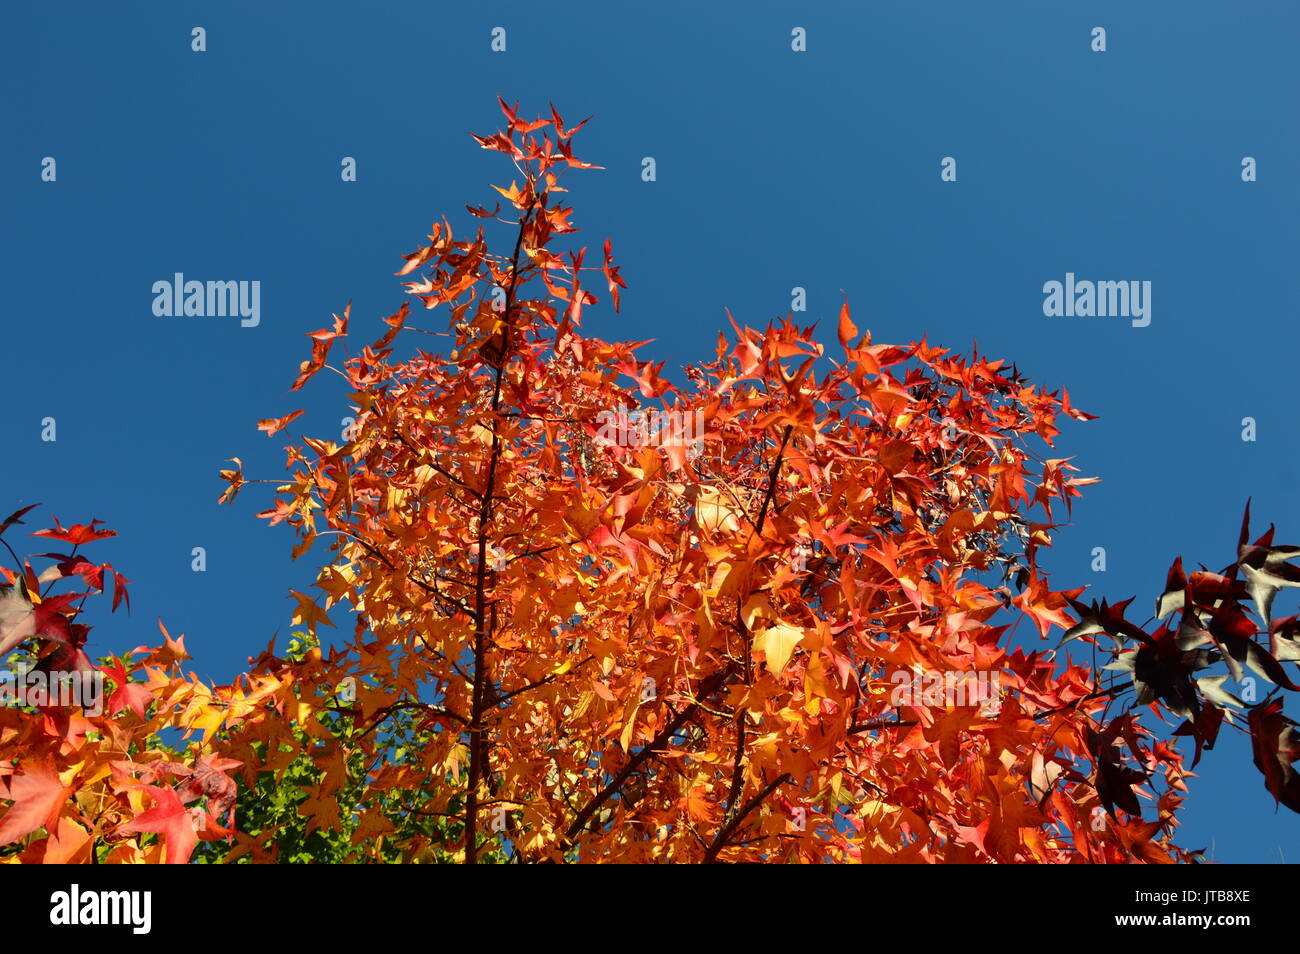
[704,772,791,863]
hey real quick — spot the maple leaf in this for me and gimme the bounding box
[34,814,94,864]
[1086,727,1147,821]
[1058,388,1097,422]
[30,518,115,546]
[130,619,190,667]
[0,583,80,658]
[160,756,242,828]
[257,409,306,437]
[758,623,804,676]
[110,566,131,612]
[1112,818,1175,864]
[117,785,200,864]
[34,554,106,590]
[1153,556,1188,619]
[602,238,625,313]
[688,485,742,535]
[100,658,153,719]
[837,300,858,350]
[290,311,348,392]
[289,590,335,635]
[0,761,68,845]
[217,457,245,505]
[1272,615,1300,663]
[1014,576,1083,638]
[1173,704,1224,769]
[684,785,713,822]
[1248,699,1300,813]
[1241,549,1300,629]
[0,504,39,537]
[0,583,36,655]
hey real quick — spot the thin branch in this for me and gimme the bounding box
[564,669,731,846]
[704,772,792,863]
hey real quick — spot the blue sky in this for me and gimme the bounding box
[3,0,1297,862]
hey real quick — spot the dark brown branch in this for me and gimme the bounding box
[564,669,730,847]
[755,425,794,538]
[719,425,794,824]
[703,772,792,863]
[492,656,596,706]
[465,192,537,864]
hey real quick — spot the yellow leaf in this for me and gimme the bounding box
[619,693,641,751]
[758,622,804,676]
[692,486,741,534]
[572,689,596,720]
[741,594,773,631]
[803,651,830,713]
[187,704,226,742]
[289,590,335,635]
[492,180,523,203]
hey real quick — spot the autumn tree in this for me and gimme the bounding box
[10,102,1291,864]
[213,100,1204,863]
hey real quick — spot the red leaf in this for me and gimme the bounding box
[0,504,39,537]
[256,409,306,437]
[99,658,153,720]
[1248,699,1300,813]
[0,761,68,845]
[837,301,858,349]
[31,519,115,546]
[111,567,131,613]
[117,786,200,864]
[1059,388,1098,421]
[290,338,332,392]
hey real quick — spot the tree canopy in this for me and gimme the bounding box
[3,101,1298,864]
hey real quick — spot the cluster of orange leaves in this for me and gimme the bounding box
[213,101,1195,863]
[0,101,1198,863]
[0,512,296,863]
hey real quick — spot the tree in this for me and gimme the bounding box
[214,100,1201,863]
[8,102,1291,863]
